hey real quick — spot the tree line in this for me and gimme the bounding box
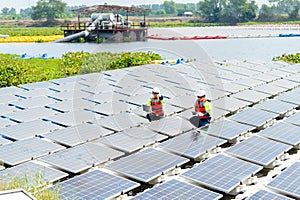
[0,0,299,25]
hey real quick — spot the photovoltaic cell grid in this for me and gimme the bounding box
[0,137,65,166]
[252,83,287,95]
[40,143,124,174]
[246,190,293,200]
[225,136,292,166]
[147,117,195,137]
[212,97,250,112]
[285,112,300,126]
[203,118,254,140]
[231,89,270,103]
[267,162,300,199]
[254,99,295,115]
[0,119,61,141]
[45,98,96,113]
[132,179,222,200]
[0,161,68,187]
[229,107,277,127]
[56,169,139,200]
[276,90,300,105]
[44,123,113,147]
[259,122,300,146]
[97,127,167,153]
[9,96,57,109]
[181,154,262,193]
[105,148,189,183]
[158,131,226,159]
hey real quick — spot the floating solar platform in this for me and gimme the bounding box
[147,117,195,137]
[0,86,25,95]
[254,99,295,115]
[0,161,68,187]
[167,94,195,109]
[253,73,279,83]
[20,81,55,90]
[132,179,222,200]
[44,123,113,147]
[0,104,18,115]
[233,77,265,88]
[268,69,291,78]
[247,189,294,200]
[91,101,138,116]
[286,74,300,83]
[3,107,57,123]
[202,118,254,141]
[211,107,230,120]
[272,79,300,90]
[44,110,101,127]
[213,97,250,113]
[267,162,300,199]
[216,72,246,82]
[231,89,270,104]
[213,82,249,94]
[9,96,57,109]
[206,88,229,101]
[252,83,287,95]
[0,94,22,104]
[84,91,128,104]
[45,98,96,113]
[284,112,300,126]
[97,127,167,153]
[40,143,124,174]
[14,87,56,99]
[0,117,18,129]
[158,131,226,159]
[259,122,300,147]
[280,64,300,73]
[0,119,62,140]
[0,137,11,146]
[48,89,92,101]
[92,113,148,132]
[181,154,262,193]
[276,90,300,105]
[225,136,292,166]
[229,107,277,128]
[105,148,188,183]
[0,137,65,166]
[56,169,139,200]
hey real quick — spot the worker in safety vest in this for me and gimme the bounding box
[194,90,212,127]
[146,87,165,122]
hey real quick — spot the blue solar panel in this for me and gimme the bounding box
[253,83,287,95]
[225,136,292,166]
[267,162,300,199]
[158,131,226,159]
[132,179,222,200]
[276,91,300,105]
[105,148,188,183]
[231,89,270,103]
[203,118,254,140]
[56,169,139,200]
[213,97,250,112]
[247,190,293,200]
[254,99,295,115]
[259,122,300,146]
[285,112,300,126]
[181,154,262,193]
[229,107,277,127]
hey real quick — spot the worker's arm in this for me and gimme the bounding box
[159,96,165,104]
[146,98,151,106]
[204,101,212,117]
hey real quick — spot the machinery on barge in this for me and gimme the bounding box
[56,5,150,43]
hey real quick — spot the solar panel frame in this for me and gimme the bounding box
[39,143,124,174]
[14,88,56,99]
[0,161,68,187]
[212,97,251,112]
[229,107,277,127]
[284,112,300,126]
[0,137,65,166]
[0,94,22,104]
[45,98,96,113]
[225,136,292,166]
[233,77,265,88]
[276,91,300,105]
[267,162,300,199]
[231,89,270,103]
[252,73,279,83]
[56,169,140,200]
[259,122,300,146]
[43,123,113,147]
[181,154,262,193]
[252,83,287,95]
[96,127,167,153]
[105,148,189,183]
[272,79,300,90]
[247,189,294,200]
[147,116,195,137]
[132,179,223,200]
[158,131,226,159]
[0,104,19,115]
[9,96,57,109]
[203,118,254,140]
[0,119,62,140]
[91,101,138,115]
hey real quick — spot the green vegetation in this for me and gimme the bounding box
[0,51,162,88]
[273,53,300,63]
[150,20,227,28]
[0,172,60,200]
[0,27,63,36]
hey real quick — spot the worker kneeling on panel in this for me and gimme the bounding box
[193,89,212,128]
[145,87,165,122]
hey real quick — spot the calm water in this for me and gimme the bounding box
[1,27,299,62]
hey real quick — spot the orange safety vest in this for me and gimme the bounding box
[151,98,164,116]
[195,99,210,119]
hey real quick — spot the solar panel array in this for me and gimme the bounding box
[0,59,300,199]
[247,190,294,200]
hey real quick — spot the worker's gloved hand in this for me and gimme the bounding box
[159,96,164,101]
[198,112,204,116]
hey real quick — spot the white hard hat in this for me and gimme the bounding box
[197,90,206,97]
[152,87,160,94]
